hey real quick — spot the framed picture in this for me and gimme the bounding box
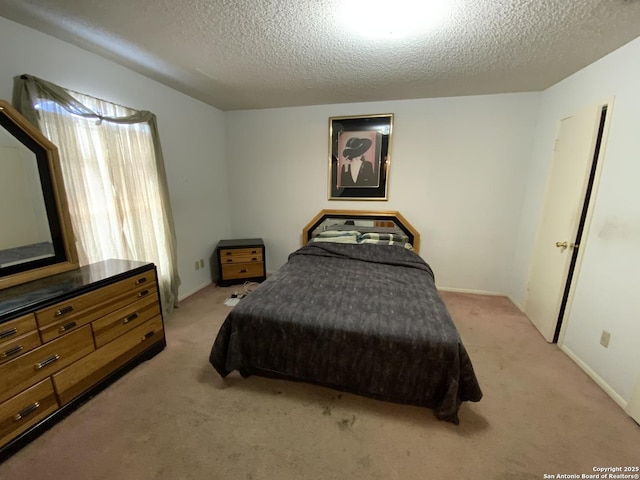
[328,113,393,200]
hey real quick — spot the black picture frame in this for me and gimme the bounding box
[328,113,393,200]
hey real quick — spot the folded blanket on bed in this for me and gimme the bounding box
[310,230,413,249]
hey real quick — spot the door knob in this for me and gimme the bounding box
[555,241,579,251]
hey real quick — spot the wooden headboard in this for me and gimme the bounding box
[302,209,420,253]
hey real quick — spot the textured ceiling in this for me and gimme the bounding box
[1,0,640,111]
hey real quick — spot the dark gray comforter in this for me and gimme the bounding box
[209,242,482,424]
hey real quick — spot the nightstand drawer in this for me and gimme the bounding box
[221,262,264,280]
[220,251,263,264]
[0,326,95,404]
[220,247,263,259]
[0,378,58,448]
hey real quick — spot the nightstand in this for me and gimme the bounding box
[215,238,266,287]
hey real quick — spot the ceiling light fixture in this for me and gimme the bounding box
[339,0,449,39]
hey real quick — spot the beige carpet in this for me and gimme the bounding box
[1,285,638,479]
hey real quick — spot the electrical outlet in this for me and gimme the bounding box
[199,259,205,269]
[194,260,200,270]
[600,330,611,348]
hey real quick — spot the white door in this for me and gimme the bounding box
[524,103,607,342]
[627,376,640,425]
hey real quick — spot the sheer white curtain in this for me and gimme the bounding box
[14,75,180,314]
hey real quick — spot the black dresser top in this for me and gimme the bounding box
[216,238,264,248]
[0,259,154,323]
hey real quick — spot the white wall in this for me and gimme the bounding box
[0,16,231,300]
[226,93,540,299]
[515,37,640,405]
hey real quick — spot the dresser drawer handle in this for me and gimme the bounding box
[58,321,77,333]
[251,250,257,254]
[251,257,258,261]
[135,277,147,285]
[240,269,248,273]
[0,327,18,339]
[137,289,149,298]
[13,402,40,422]
[123,312,139,324]
[34,354,60,370]
[55,305,74,317]
[141,331,155,341]
[226,259,233,263]
[225,251,232,256]
[2,345,24,358]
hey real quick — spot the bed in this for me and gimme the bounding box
[209,210,482,424]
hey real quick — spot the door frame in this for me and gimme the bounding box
[627,374,640,425]
[525,98,614,345]
[555,101,612,343]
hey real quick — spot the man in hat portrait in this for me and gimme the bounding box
[339,133,378,187]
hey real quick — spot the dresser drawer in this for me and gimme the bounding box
[0,314,37,343]
[221,262,264,280]
[219,248,263,264]
[0,331,42,366]
[36,273,157,343]
[0,378,58,448]
[0,326,95,404]
[92,292,160,348]
[53,316,165,405]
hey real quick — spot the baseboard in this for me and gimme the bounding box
[437,287,524,311]
[437,286,502,296]
[559,343,628,411]
[178,280,213,301]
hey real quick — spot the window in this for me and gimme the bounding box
[16,75,180,313]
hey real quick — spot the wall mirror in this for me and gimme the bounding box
[0,99,78,290]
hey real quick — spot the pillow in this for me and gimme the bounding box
[310,230,360,244]
[359,232,413,249]
[309,230,413,250]
[324,223,406,235]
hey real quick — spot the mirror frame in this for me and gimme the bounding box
[0,99,78,290]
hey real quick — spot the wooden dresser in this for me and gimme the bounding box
[0,259,165,461]
[215,238,266,286]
